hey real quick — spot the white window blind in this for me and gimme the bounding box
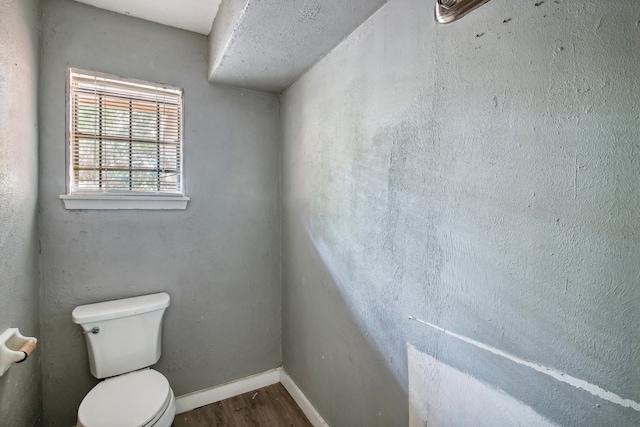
[68,69,184,195]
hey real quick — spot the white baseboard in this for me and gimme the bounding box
[174,367,329,427]
[280,370,329,427]
[175,368,280,414]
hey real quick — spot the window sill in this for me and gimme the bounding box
[59,194,190,210]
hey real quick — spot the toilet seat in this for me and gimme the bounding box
[77,369,171,427]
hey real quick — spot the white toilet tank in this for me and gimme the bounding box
[72,292,170,379]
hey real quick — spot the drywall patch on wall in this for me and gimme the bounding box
[407,343,559,427]
[409,316,640,413]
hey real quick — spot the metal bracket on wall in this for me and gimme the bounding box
[435,0,491,24]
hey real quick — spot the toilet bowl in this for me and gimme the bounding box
[77,369,176,427]
[72,293,176,427]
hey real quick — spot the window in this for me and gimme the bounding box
[60,69,189,210]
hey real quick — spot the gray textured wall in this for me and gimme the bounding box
[0,0,42,426]
[39,1,281,426]
[281,0,640,426]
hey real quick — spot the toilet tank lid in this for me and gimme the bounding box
[72,292,170,324]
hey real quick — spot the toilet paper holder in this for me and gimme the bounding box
[0,328,38,376]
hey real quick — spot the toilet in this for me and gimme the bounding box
[72,292,176,427]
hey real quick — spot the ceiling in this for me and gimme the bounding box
[73,0,389,93]
[208,0,389,93]
[73,0,222,35]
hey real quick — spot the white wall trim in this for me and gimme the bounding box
[175,368,280,414]
[60,194,190,210]
[174,368,329,426]
[280,370,330,427]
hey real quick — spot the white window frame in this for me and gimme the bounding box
[60,69,189,210]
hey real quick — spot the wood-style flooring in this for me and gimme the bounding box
[173,383,313,427]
